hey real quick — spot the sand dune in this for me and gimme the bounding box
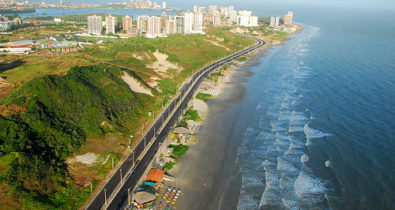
[121,72,153,96]
[147,49,182,75]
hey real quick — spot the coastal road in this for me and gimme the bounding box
[84,37,266,210]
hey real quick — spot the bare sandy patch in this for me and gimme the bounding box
[147,49,182,75]
[190,99,208,118]
[0,77,10,88]
[71,153,98,165]
[230,27,249,34]
[121,72,153,96]
[132,53,144,60]
[148,76,160,88]
[204,39,230,51]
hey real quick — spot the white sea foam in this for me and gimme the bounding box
[304,124,333,139]
[295,170,326,198]
[285,143,304,156]
[289,125,305,133]
[277,157,298,172]
[259,187,283,208]
[291,110,309,123]
[325,160,330,167]
[301,154,309,163]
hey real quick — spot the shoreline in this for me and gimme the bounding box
[161,47,269,209]
[154,28,302,209]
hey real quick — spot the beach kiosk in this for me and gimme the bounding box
[144,169,165,187]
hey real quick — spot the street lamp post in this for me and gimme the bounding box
[128,134,134,149]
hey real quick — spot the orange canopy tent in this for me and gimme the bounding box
[145,169,165,183]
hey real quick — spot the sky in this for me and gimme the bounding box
[29,0,395,12]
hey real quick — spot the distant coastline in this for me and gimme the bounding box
[0,8,36,14]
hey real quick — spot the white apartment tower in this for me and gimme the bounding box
[193,5,199,13]
[162,2,167,9]
[175,16,185,34]
[88,15,102,35]
[105,15,117,35]
[147,16,161,37]
[208,5,217,15]
[184,12,194,34]
[137,15,149,34]
[270,16,280,27]
[193,13,203,32]
[166,19,176,34]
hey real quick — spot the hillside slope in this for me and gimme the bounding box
[0,28,255,209]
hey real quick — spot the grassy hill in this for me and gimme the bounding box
[0,27,255,209]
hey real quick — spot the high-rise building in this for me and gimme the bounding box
[193,13,203,32]
[193,5,199,13]
[224,7,230,17]
[284,11,293,25]
[160,12,170,33]
[166,19,176,34]
[229,6,234,13]
[270,16,280,27]
[137,15,149,34]
[212,15,221,26]
[184,12,194,34]
[250,16,258,26]
[106,15,117,35]
[147,16,161,37]
[236,10,258,27]
[162,2,166,9]
[208,5,217,15]
[229,10,238,23]
[123,15,133,32]
[198,7,206,14]
[87,15,102,35]
[239,10,252,17]
[175,15,185,34]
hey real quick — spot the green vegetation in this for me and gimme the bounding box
[184,109,200,121]
[0,8,35,14]
[0,64,151,208]
[170,144,189,157]
[176,120,188,128]
[196,93,213,101]
[0,36,9,43]
[237,57,248,62]
[0,26,255,208]
[164,160,176,170]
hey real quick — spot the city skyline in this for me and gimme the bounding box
[20,0,395,11]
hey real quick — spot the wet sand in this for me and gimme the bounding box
[169,50,266,210]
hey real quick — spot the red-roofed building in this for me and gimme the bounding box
[145,169,165,183]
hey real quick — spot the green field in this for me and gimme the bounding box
[196,93,213,101]
[170,144,189,157]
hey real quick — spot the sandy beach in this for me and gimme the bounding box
[166,50,267,210]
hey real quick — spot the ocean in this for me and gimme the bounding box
[234,6,395,210]
[17,4,395,209]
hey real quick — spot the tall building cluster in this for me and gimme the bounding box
[88,11,204,38]
[192,4,258,27]
[0,15,24,32]
[270,11,294,28]
[129,0,167,10]
[105,15,117,35]
[87,15,102,35]
[284,11,293,25]
[270,16,280,27]
[137,12,204,38]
